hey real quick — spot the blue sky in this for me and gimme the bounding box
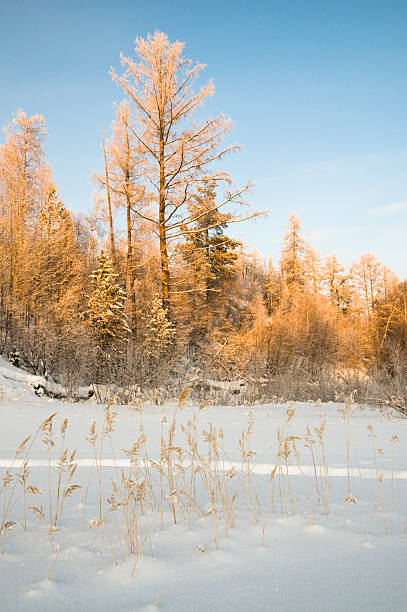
[1,0,407,277]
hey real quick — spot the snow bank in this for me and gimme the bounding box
[0,356,92,400]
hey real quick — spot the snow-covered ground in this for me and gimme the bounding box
[0,358,406,611]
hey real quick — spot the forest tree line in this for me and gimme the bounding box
[0,32,406,402]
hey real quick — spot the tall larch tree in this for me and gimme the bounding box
[111,31,250,315]
[303,245,322,294]
[280,213,307,295]
[35,182,84,319]
[0,110,47,314]
[351,254,385,321]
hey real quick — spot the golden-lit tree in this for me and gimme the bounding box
[280,213,307,289]
[323,254,351,313]
[0,110,48,311]
[111,31,250,314]
[96,100,146,329]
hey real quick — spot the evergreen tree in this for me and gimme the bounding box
[86,250,130,349]
[144,294,176,355]
[183,181,240,298]
[178,181,241,341]
[35,182,83,315]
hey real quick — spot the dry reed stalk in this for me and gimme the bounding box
[97,400,118,520]
[391,434,399,511]
[121,431,148,556]
[314,420,331,511]
[368,426,389,534]
[18,459,29,531]
[48,535,71,581]
[304,425,324,511]
[273,405,296,515]
[81,420,98,530]
[338,400,357,514]
[41,413,56,542]
[237,411,259,519]
[194,433,221,549]
[1,413,57,548]
[52,419,68,528]
[57,455,80,526]
[3,399,404,578]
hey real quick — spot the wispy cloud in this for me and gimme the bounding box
[308,226,363,242]
[370,201,407,216]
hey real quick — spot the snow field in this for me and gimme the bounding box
[0,369,406,611]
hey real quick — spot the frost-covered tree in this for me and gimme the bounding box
[111,31,251,314]
[34,182,84,318]
[86,250,130,348]
[0,110,48,309]
[141,293,176,374]
[176,180,241,342]
[280,213,308,292]
[322,254,351,313]
[303,245,322,294]
[351,254,385,320]
[96,100,146,329]
[144,294,175,353]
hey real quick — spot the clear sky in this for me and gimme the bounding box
[1,0,406,277]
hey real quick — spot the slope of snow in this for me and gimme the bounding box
[0,374,406,611]
[0,356,91,400]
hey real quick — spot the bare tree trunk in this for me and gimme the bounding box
[124,122,137,332]
[101,130,116,265]
[159,130,171,315]
[9,188,15,308]
[126,193,136,331]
